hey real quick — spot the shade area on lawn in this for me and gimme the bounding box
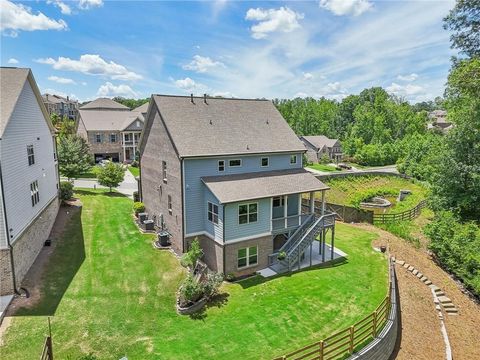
[0,189,388,360]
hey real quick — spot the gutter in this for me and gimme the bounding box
[0,160,20,295]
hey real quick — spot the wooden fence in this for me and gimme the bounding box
[40,336,53,360]
[373,200,427,224]
[274,261,393,360]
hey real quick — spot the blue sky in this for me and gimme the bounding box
[1,0,456,102]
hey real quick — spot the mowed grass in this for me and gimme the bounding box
[307,163,338,172]
[0,190,388,360]
[324,175,428,213]
[128,166,140,177]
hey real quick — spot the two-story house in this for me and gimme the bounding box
[42,93,79,121]
[139,95,336,277]
[300,135,343,163]
[0,68,60,296]
[77,98,145,163]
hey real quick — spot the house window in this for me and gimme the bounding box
[110,133,117,143]
[208,202,219,224]
[168,195,172,214]
[237,246,258,268]
[290,155,297,164]
[27,145,35,166]
[162,161,167,183]
[261,157,269,167]
[229,159,242,167]
[30,180,39,207]
[238,202,258,224]
[218,160,225,172]
[96,133,102,143]
[272,196,285,207]
[136,121,140,128]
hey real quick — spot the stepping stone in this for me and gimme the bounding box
[416,273,423,278]
[434,298,440,305]
[412,269,419,275]
[408,266,414,272]
[442,303,456,309]
[392,257,396,262]
[435,291,445,297]
[397,260,405,266]
[425,280,432,285]
[445,307,458,313]
[429,285,440,291]
[437,296,451,304]
[404,263,410,268]
[421,276,428,282]
[435,304,442,311]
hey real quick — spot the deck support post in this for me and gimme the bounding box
[284,195,288,229]
[321,190,325,216]
[309,191,315,215]
[322,229,326,262]
[310,242,313,267]
[331,226,335,260]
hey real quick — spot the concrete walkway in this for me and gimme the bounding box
[69,169,138,198]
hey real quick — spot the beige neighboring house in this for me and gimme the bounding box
[42,93,79,121]
[428,110,453,133]
[300,135,343,163]
[77,98,146,163]
[0,68,60,297]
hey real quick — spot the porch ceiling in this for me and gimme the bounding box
[201,168,329,204]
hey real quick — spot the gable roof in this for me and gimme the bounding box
[133,102,149,113]
[80,97,130,111]
[1,67,55,137]
[301,136,339,151]
[142,95,306,158]
[42,93,77,104]
[78,109,144,131]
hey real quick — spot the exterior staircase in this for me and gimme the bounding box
[269,211,336,272]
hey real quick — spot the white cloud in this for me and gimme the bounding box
[0,0,67,37]
[48,75,76,84]
[174,77,197,92]
[386,82,426,97]
[7,57,18,64]
[303,72,313,80]
[81,81,87,86]
[320,0,373,17]
[212,91,235,98]
[326,82,343,92]
[294,92,308,98]
[36,54,142,81]
[78,0,103,10]
[183,55,225,73]
[97,82,138,98]
[47,0,71,15]
[245,7,304,39]
[397,73,418,82]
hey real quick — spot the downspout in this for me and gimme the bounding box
[222,203,226,275]
[0,159,20,295]
[180,157,185,253]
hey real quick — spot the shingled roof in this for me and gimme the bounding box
[80,97,130,111]
[142,95,306,158]
[301,136,339,151]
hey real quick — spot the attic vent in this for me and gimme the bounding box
[209,119,213,125]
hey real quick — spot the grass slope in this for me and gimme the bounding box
[128,166,139,177]
[1,190,387,360]
[307,164,338,172]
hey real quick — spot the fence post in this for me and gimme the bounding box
[349,326,354,353]
[373,310,378,337]
[319,340,324,360]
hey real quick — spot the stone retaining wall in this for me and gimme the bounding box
[346,259,398,360]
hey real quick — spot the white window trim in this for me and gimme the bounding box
[162,161,167,183]
[290,154,298,165]
[207,201,219,225]
[228,159,242,167]
[272,196,285,208]
[261,157,269,167]
[218,160,225,172]
[96,133,102,143]
[168,195,172,214]
[237,246,258,269]
[238,202,258,225]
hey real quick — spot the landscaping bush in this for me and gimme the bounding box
[133,191,139,202]
[131,160,139,167]
[318,153,331,164]
[178,274,204,307]
[202,273,224,300]
[378,221,420,248]
[60,181,74,201]
[180,238,203,268]
[225,273,236,282]
[133,202,145,215]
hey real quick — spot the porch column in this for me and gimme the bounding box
[122,132,126,162]
[321,190,326,216]
[309,191,315,215]
[284,195,288,228]
[331,226,335,260]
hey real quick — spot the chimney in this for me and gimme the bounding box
[190,93,194,104]
[46,94,48,101]
[204,93,207,104]
[67,96,69,101]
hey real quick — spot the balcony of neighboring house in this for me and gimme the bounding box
[121,131,141,162]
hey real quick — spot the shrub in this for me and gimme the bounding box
[318,153,331,164]
[133,191,139,202]
[131,160,139,167]
[178,274,204,306]
[277,251,287,261]
[225,273,236,282]
[60,181,74,201]
[202,273,224,300]
[133,202,145,214]
[180,238,203,268]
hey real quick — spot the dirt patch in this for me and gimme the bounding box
[5,199,82,316]
[359,223,480,360]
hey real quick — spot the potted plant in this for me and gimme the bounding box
[133,202,145,217]
[277,251,287,261]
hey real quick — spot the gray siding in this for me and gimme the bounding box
[184,152,302,235]
[0,175,7,249]
[204,187,223,242]
[0,80,58,247]
[224,198,271,241]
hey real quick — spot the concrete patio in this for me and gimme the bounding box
[258,241,347,278]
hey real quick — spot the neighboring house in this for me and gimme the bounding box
[0,68,60,296]
[77,98,145,163]
[139,95,335,277]
[428,110,453,133]
[300,135,343,163]
[42,93,79,121]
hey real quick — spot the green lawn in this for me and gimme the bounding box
[0,190,388,360]
[307,163,338,172]
[67,166,99,179]
[128,166,140,177]
[323,175,428,214]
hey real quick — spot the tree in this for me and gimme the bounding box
[443,0,480,58]
[112,97,149,109]
[97,162,125,192]
[57,135,92,180]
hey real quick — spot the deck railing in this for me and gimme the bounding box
[271,214,313,234]
[40,336,53,360]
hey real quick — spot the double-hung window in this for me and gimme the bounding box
[290,154,297,165]
[261,157,269,167]
[229,159,241,167]
[30,180,40,206]
[238,202,258,224]
[110,133,117,143]
[218,160,225,172]
[162,161,167,183]
[96,133,102,143]
[208,202,219,224]
[168,195,172,214]
[237,246,258,268]
[272,196,285,207]
[27,145,35,166]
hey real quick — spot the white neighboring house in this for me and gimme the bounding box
[0,68,60,296]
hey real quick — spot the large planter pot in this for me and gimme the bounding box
[176,297,207,315]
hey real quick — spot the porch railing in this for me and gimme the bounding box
[271,214,313,234]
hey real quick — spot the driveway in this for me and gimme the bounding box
[67,169,138,198]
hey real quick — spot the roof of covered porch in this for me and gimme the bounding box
[201,168,329,204]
